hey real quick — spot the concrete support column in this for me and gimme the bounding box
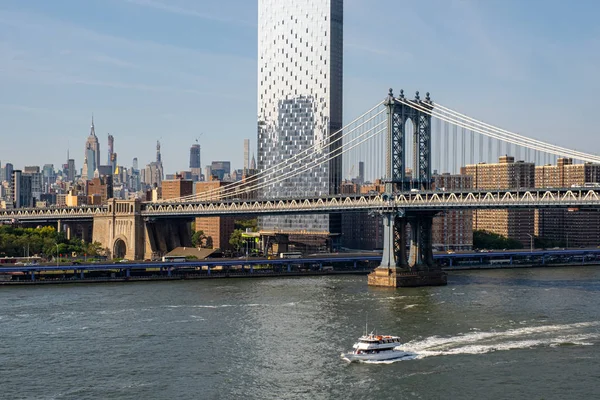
[82,224,91,242]
[65,224,71,241]
[408,217,423,268]
[57,219,62,233]
[408,214,435,269]
[379,213,397,268]
[395,217,408,267]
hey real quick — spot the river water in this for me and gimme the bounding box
[1,266,599,400]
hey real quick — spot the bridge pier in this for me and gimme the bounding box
[368,89,446,288]
[407,213,435,270]
[368,211,446,288]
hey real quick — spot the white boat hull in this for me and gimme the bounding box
[341,350,413,363]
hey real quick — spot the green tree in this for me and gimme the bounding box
[192,230,207,248]
[229,229,244,251]
[473,230,524,250]
[234,219,258,232]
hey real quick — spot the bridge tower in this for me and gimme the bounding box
[368,89,447,287]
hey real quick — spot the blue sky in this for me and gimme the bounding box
[1,0,599,174]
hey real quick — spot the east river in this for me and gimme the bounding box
[1,266,599,400]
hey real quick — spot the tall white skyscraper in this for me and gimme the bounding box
[243,139,250,171]
[257,0,343,233]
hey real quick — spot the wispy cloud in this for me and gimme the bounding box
[90,54,137,69]
[122,0,255,26]
[0,8,254,97]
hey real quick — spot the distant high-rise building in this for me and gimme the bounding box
[143,141,164,188]
[243,139,250,171]
[210,161,231,181]
[67,159,76,182]
[257,0,343,232]
[82,116,101,180]
[156,140,162,164]
[23,167,43,202]
[11,170,33,208]
[132,157,138,171]
[107,134,114,165]
[3,163,13,183]
[358,161,365,184]
[190,143,201,180]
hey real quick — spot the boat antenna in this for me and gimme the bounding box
[365,313,368,336]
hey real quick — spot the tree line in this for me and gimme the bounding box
[0,225,105,259]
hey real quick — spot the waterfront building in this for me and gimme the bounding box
[257,0,343,233]
[432,173,473,251]
[341,180,385,250]
[462,156,535,246]
[195,179,236,250]
[535,158,600,247]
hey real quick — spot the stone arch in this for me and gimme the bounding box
[113,236,128,259]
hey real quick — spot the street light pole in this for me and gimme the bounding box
[56,244,59,268]
[526,233,533,253]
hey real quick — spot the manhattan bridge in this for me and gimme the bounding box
[3,89,600,286]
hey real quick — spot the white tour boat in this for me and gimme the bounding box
[341,332,412,363]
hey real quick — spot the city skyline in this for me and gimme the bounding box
[1,1,600,173]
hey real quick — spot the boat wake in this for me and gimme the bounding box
[397,321,599,359]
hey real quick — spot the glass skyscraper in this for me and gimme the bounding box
[257,0,343,233]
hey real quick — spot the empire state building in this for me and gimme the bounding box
[82,116,101,180]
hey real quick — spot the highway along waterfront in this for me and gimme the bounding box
[1,266,599,399]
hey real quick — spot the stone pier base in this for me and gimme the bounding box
[368,267,447,288]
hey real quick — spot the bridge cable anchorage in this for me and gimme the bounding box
[396,98,600,163]
[168,101,387,203]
